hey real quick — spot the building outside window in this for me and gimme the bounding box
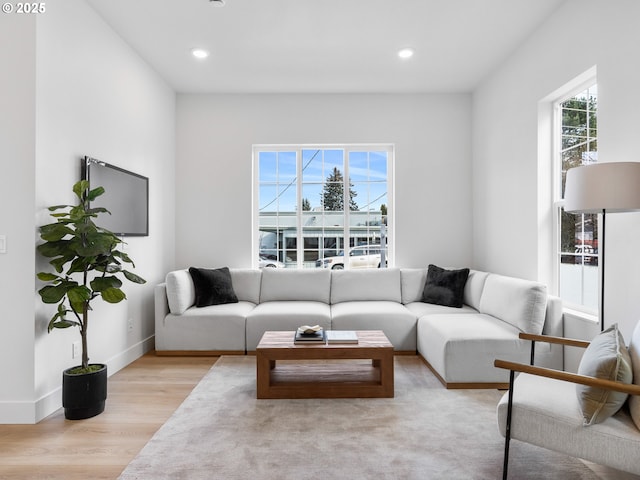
[554,83,598,313]
[254,145,393,269]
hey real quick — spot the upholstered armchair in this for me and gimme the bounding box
[494,324,640,479]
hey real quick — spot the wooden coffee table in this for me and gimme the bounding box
[255,330,394,399]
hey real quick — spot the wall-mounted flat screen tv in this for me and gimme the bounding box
[81,156,149,237]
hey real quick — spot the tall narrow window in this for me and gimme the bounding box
[554,84,598,312]
[254,145,393,269]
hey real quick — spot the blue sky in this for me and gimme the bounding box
[259,149,387,212]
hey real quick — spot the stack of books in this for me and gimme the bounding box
[325,330,358,344]
[294,325,325,344]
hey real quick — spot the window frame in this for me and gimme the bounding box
[252,144,394,269]
[551,80,599,316]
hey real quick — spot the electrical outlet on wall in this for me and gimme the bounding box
[127,318,134,332]
[72,341,81,359]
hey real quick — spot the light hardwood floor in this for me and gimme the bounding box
[0,353,635,480]
[0,353,217,480]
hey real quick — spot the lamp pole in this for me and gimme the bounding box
[599,209,606,331]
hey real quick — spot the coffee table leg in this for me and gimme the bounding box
[256,352,272,399]
[379,352,394,398]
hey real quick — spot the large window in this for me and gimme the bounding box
[554,83,598,313]
[254,145,393,269]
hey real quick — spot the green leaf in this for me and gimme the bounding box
[123,270,146,284]
[87,186,105,202]
[39,285,69,304]
[70,233,114,257]
[40,224,75,242]
[67,285,91,304]
[37,272,59,282]
[51,254,75,273]
[73,180,89,200]
[48,204,72,212]
[101,287,126,303]
[114,250,134,265]
[67,256,91,275]
[48,318,79,332]
[37,240,72,258]
[90,276,123,292]
[88,207,110,216]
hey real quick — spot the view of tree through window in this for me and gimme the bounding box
[255,146,392,269]
[557,84,598,311]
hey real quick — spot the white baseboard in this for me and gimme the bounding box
[0,335,155,424]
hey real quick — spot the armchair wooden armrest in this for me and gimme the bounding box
[494,359,640,396]
[519,333,590,349]
[518,332,591,366]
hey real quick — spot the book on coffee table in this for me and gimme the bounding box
[325,330,358,344]
[294,328,325,344]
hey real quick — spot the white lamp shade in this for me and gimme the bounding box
[564,162,640,213]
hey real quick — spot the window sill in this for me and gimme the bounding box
[562,307,598,324]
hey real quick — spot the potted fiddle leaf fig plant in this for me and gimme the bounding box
[37,180,146,419]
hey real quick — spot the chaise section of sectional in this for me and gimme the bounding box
[330,268,417,352]
[414,271,564,388]
[245,268,332,352]
[155,268,261,355]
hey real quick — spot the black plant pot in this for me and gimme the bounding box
[62,364,108,420]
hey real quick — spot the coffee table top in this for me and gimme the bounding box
[256,330,393,350]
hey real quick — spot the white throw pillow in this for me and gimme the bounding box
[165,269,196,314]
[576,323,633,426]
[628,321,640,430]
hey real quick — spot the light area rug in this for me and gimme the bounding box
[119,356,600,480]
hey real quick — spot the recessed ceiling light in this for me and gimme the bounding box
[209,0,225,6]
[191,48,210,59]
[398,48,415,59]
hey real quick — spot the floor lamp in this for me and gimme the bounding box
[564,162,640,331]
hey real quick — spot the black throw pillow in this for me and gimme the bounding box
[422,264,470,308]
[188,267,239,307]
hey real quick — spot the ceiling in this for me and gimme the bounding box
[87,0,566,94]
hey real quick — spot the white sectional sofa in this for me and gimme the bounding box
[155,266,563,388]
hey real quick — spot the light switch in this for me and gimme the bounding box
[0,235,5,254]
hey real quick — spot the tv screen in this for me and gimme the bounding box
[81,156,149,236]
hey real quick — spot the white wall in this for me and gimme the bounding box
[473,0,640,342]
[0,0,176,423]
[0,14,37,422]
[176,94,472,271]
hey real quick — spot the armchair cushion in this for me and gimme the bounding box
[628,321,640,430]
[576,323,633,426]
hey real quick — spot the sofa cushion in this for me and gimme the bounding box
[422,264,469,308]
[245,301,331,351]
[165,269,196,315]
[189,267,238,307]
[418,313,530,384]
[400,268,427,304]
[260,268,331,303]
[577,324,633,426]
[157,302,254,352]
[463,270,489,311]
[330,300,417,351]
[404,301,477,318]
[331,268,401,304]
[478,274,547,335]
[629,321,640,430]
[229,269,262,304]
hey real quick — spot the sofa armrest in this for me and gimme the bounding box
[494,359,640,396]
[155,283,169,327]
